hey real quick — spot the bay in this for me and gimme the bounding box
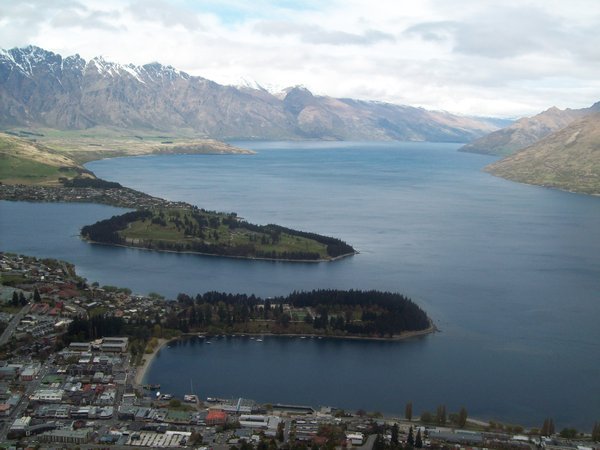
[1,141,599,428]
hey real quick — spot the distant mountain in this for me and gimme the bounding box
[485,113,600,195]
[459,102,600,156]
[0,46,501,142]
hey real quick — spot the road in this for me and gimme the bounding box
[0,303,31,347]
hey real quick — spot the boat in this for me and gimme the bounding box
[256,339,263,342]
[184,394,199,403]
[143,384,160,390]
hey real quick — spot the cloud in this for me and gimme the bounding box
[50,8,123,31]
[127,0,202,30]
[254,21,395,46]
[0,0,599,117]
[404,21,456,43]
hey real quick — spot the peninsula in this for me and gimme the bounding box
[81,208,356,262]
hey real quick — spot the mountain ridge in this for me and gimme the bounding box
[1,45,503,142]
[459,102,600,156]
[485,112,600,195]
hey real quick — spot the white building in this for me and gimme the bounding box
[30,389,64,403]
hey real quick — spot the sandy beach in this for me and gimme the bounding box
[133,338,170,386]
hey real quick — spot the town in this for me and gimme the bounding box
[0,252,599,449]
[0,183,194,210]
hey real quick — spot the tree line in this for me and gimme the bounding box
[172,289,430,337]
[81,210,153,244]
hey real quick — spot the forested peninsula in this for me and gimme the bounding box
[81,207,356,262]
[67,288,434,341]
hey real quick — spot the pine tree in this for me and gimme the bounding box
[415,429,423,448]
[33,288,41,303]
[11,291,19,307]
[549,419,555,435]
[405,401,413,421]
[458,407,468,428]
[592,422,600,442]
[436,405,447,425]
[541,419,549,436]
[391,423,399,446]
[407,426,415,448]
[373,433,386,450]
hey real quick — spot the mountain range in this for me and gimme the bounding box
[0,45,505,142]
[459,102,600,156]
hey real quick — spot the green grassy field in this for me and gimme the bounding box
[0,153,80,185]
[121,208,329,259]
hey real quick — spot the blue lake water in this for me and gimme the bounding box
[1,141,599,428]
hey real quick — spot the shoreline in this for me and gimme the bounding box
[179,321,437,343]
[82,237,358,263]
[133,338,171,387]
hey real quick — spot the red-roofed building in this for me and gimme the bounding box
[206,410,228,426]
[0,404,10,417]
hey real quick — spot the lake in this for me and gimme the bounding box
[1,141,599,429]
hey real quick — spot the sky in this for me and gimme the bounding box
[1,0,599,118]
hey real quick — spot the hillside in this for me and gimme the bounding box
[485,113,600,195]
[0,132,90,185]
[459,102,600,156]
[0,46,502,142]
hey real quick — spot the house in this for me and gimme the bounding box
[346,432,364,446]
[0,403,11,417]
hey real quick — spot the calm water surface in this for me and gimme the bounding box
[1,141,599,428]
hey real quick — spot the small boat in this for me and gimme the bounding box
[143,384,161,390]
[256,339,263,342]
[184,394,199,403]
[205,341,212,344]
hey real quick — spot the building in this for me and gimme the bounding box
[0,403,11,417]
[10,416,31,433]
[20,367,37,382]
[346,432,364,446]
[38,429,91,445]
[239,414,281,431]
[101,337,129,353]
[206,409,228,426]
[30,389,64,403]
[69,342,91,352]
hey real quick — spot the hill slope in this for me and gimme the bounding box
[0,132,89,185]
[0,46,501,142]
[485,113,600,195]
[459,102,600,156]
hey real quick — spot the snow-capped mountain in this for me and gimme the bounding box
[0,46,502,141]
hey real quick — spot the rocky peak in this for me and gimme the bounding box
[283,86,315,115]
